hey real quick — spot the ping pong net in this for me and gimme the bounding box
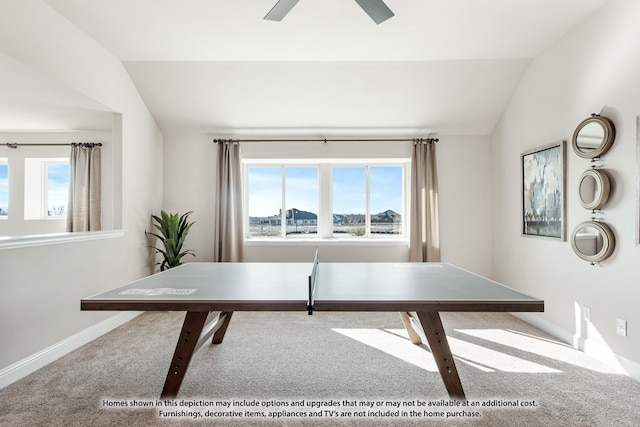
[307,248,319,315]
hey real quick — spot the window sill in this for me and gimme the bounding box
[0,230,125,250]
[244,237,409,247]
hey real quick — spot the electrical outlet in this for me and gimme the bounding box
[583,306,591,322]
[616,318,627,337]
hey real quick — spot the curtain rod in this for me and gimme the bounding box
[213,138,438,144]
[5,143,103,149]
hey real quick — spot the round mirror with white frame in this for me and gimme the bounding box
[572,114,615,159]
[571,221,615,264]
[578,168,610,211]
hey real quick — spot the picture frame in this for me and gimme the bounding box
[522,141,566,240]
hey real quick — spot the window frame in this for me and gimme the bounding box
[42,159,70,219]
[24,157,69,220]
[245,163,321,239]
[243,159,409,242]
[332,164,406,239]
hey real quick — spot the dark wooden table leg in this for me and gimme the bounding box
[161,311,209,399]
[212,311,234,344]
[415,311,466,400]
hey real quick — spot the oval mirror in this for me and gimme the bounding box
[571,221,615,263]
[571,115,615,159]
[578,169,610,210]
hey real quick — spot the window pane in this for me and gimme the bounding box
[370,167,403,235]
[248,167,282,237]
[333,167,366,237]
[285,167,318,236]
[47,164,69,217]
[0,163,8,216]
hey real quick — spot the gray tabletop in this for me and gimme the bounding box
[82,262,543,313]
[312,263,543,311]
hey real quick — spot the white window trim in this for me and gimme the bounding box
[243,158,410,243]
[24,157,69,220]
[244,237,409,247]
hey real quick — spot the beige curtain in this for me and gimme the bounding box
[409,140,440,262]
[213,141,243,262]
[66,143,101,232]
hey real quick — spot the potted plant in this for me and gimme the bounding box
[146,210,196,271]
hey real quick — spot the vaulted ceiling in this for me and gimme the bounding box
[3,0,611,135]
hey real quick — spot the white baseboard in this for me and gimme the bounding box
[513,312,640,382]
[0,311,142,390]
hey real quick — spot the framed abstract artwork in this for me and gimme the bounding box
[522,141,566,240]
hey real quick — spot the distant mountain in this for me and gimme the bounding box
[371,209,401,222]
[251,208,400,224]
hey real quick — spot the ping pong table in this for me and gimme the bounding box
[81,254,543,400]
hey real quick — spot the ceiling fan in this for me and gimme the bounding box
[264,0,395,25]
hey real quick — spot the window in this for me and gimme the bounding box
[333,167,366,236]
[333,166,404,237]
[0,160,7,217]
[248,167,282,237]
[285,167,319,236]
[24,158,69,219]
[0,130,114,241]
[370,166,403,235]
[246,161,407,240]
[45,162,70,217]
[247,166,319,238]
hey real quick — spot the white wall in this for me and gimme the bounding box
[490,0,640,375]
[439,135,492,277]
[162,131,491,275]
[0,1,162,374]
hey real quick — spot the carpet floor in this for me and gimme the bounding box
[1,311,639,426]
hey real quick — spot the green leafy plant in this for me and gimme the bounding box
[146,210,196,271]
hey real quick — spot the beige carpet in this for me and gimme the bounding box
[1,311,639,426]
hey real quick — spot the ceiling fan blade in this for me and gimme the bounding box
[354,0,395,24]
[264,0,301,21]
